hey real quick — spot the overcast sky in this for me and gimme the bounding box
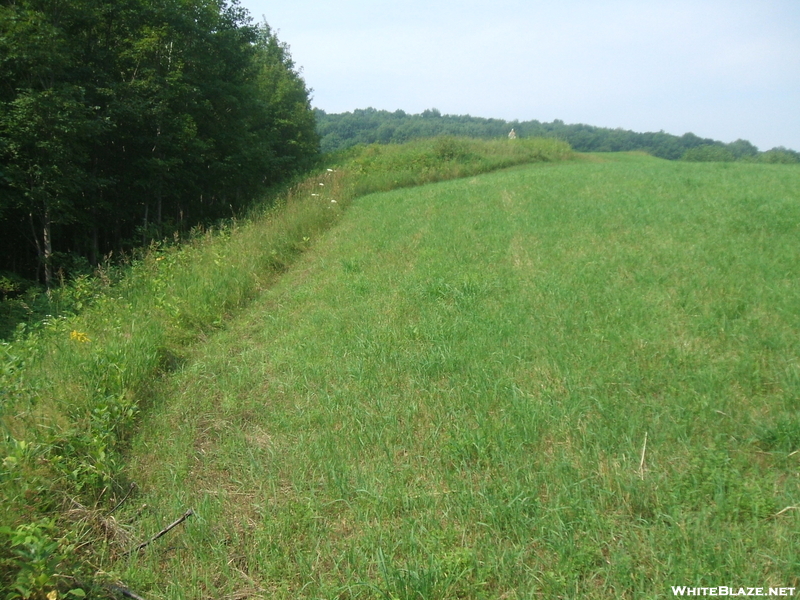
[239,0,800,151]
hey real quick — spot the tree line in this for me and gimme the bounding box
[0,0,318,288]
[316,107,799,164]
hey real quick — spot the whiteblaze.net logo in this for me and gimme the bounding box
[672,587,796,597]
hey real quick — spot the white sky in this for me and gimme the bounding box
[239,0,800,151]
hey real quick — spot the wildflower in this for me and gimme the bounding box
[70,330,90,343]
[331,199,337,203]
[47,592,58,600]
[156,256,165,262]
[319,183,324,186]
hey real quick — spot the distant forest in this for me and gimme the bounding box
[0,0,318,288]
[316,107,800,164]
[3,0,798,298]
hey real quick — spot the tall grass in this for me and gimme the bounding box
[0,137,570,597]
[343,136,572,195]
[118,155,800,598]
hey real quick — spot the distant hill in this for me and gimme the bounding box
[315,107,799,163]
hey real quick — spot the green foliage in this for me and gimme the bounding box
[0,270,116,341]
[682,144,736,162]
[0,0,319,286]
[758,147,800,164]
[0,520,66,600]
[343,136,571,196]
[316,107,798,163]
[727,138,760,159]
[683,144,800,164]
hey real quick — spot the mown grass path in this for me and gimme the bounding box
[124,155,799,598]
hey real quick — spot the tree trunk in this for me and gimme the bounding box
[42,203,53,290]
[156,188,162,238]
[142,201,149,245]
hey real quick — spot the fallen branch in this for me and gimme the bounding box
[124,509,194,555]
[110,483,137,515]
[109,585,148,600]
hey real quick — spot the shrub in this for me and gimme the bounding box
[682,145,736,162]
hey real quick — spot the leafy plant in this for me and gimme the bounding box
[0,520,64,600]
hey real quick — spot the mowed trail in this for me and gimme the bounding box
[124,155,800,598]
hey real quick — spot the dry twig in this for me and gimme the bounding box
[770,506,798,519]
[639,432,648,480]
[124,509,194,556]
[110,483,137,515]
[109,584,148,600]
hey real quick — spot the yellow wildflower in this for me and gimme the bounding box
[70,330,90,343]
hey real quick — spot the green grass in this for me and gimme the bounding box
[0,137,571,597]
[112,155,800,598]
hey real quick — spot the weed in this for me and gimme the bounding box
[0,519,81,600]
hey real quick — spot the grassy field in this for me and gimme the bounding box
[0,138,572,598]
[111,154,800,598]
